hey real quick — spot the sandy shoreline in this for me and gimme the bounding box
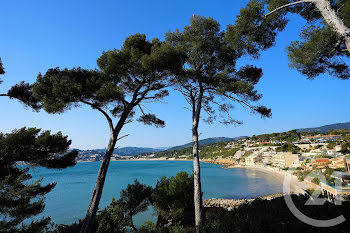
[227,165,314,194]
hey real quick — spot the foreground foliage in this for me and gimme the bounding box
[0,128,77,232]
[55,172,350,233]
[229,0,350,80]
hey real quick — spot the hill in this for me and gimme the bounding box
[76,147,163,157]
[152,136,247,158]
[296,122,350,134]
[166,137,245,151]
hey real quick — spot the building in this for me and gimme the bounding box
[345,156,350,175]
[233,150,244,160]
[272,153,300,168]
[312,158,330,168]
[245,154,257,166]
[304,135,341,142]
[261,151,275,165]
[329,157,346,169]
[320,181,350,202]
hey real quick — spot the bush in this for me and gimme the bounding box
[151,172,194,225]
[312,177,320,185]
[96,179,152,232]
[95,198,128,233]
[201,195,350,233]
[276,144,301,154]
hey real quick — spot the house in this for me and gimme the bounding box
[304,163,313,171]
[304,135,341,142]
[304,151,323,157]
[327,145,343,156]
[335,145,342,152]
[312,158,330,168]
[329,157,346,169]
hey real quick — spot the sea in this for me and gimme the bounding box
[29,160,283,226]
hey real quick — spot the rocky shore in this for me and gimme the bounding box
[203,193,286,211]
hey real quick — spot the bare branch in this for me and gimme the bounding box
[138,104,146,115]
[124,120,133,124]
[81,100,114,132]
[262,0,313,23]
[337,4,345,14]
[183,106,192,112]
[117,134,129,141]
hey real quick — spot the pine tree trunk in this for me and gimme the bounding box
[313,0,350,53]
[192,117,202,232]
[192,83,204,232]
[80,132,117,233]
[80,108,131,233]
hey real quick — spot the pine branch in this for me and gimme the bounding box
[80,100,114,132]
[261,0,314,24]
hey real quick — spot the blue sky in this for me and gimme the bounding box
[0,0,349,149]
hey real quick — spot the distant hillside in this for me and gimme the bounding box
[167,137,235,151]
[76,137,246,158]
[77,147,163,157]
[151,136,247,157]
[296,122,350,134]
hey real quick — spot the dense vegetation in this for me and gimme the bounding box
[0,128,78,232]
[251,130,302,142]
[276,143,301,154]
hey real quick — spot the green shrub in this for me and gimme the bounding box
[312,177,320,185]
[151,172,194,224]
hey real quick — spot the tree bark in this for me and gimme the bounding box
[192,119,202,232]
[313,0,350,53]
[264,0,350,53]
[80,109,130,233]
[80,131,117,233]
[192,83,204,232]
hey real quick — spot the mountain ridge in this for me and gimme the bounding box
[75,122,350,157]
[296,122,350,133]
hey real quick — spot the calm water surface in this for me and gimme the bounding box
[29,161,283,225]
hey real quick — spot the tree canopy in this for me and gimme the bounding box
[0,127,77,232]
[117,180,152,231]
[152,171,194,224]
[0,58,4,78]
[166,15,271,125]
[33,34,182,128]
[0,57,41,110]
[32,33,183,233]
[227,0,350,79]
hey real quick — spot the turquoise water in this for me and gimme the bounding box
[29,161,283,225]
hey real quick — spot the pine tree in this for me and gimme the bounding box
[0,128,77,232]
[32,34,182,233]
[165,15,271,231]
[0,57,41,109]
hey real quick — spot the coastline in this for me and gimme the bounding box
[78,158,314,194]
[77,158,316,202]
[203,192,286,211]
